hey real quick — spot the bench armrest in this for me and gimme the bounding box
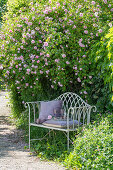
[25,101,42,123]
[67,106,97,127]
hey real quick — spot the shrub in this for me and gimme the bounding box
[64,113,113,169]
[0,0,113,111]
[89,26,113,112]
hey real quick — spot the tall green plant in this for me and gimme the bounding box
[89,26,113,111]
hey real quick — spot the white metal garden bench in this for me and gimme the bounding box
[25,92,96,150]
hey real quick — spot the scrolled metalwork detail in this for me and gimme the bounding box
[24,102,28,109]
[91,106,97,112]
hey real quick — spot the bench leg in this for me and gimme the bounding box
[29,122,30,149]
[67,131,69,150]
[28,104,31,150]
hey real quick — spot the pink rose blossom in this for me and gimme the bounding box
[22,40,25,44]
[66,61,70,64]
[89,76,92,79]
[80,13,83,17]
[40,70,43,74]
[92,1,96,5]
[84,26,87,29]
[9,30,13,33]
[84,30,88,34]
[40,52,43,56]
[36,55,39,58]
[31,7,35,11]
[31,40,35,44]
[43,10,48,14]
[103,0,107,4]
[98,29,103,33]
[79,42,85,47]
[27,69,30,72]
[34,46,37,49]
[32,16,35,20]
[73,25,76,28]
[58,82,63,87]
[37,60,40,63]
[62,54,66,58]
[57,2,60,6]
[52,7,56,10]
[24,64,27,68]
[77,77,81,82]
[108,4,111,7]
[39,40,42,43]
[84,91,87,94]
[93,24,97,27]
[45,62,48,65]
[74,67,77,70]
[46,70,49,74]
[46,54,50,57]
[44,42,48,46]
[55,59,59,63]
[82,55,86,58]
[28,22,32,26]
[6,70,9,75]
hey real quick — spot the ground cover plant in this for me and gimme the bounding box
[64,112,113,169]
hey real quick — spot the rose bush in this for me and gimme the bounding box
[0,0,113,117]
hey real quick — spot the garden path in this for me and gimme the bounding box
[0,91,65,170]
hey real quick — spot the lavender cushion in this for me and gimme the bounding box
[42,119,81,128]
[38,100,62,123]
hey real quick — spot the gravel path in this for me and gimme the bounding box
[0,91,65,170]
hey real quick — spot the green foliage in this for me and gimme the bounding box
[89,26,113,108]
[64,113,113,169]
[9,85,24,118]
[88,76,112,115]
[30,129,69,160]
[0,0,8,26]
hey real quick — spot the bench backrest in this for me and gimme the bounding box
[55,92,93,124]
[55,92,90,110]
